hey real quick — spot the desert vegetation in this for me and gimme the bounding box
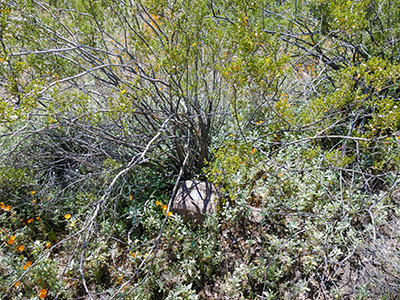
[1,0,400,299]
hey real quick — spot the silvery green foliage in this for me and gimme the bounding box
[165,283,199,300]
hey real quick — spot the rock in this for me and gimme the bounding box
[171,180,265,223]
[172,181,218,221]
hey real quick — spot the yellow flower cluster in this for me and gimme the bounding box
[22,261,32,270]
[155,201,173,217]
[0,202,11,211]
[39,288,48,299]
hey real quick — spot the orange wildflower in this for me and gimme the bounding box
[45,242,51,248]
[18,245,25,252]
[251,148,257,154]
[39,289,47,299]
[30,190,36,195]
[14,281,21,288]
[162,205,167,211]
[64,214,71,220]
[155,200,161,206]
[7,235,16,245]
[116,275,124,284]
[22,261,32,270]
[27,218,34,224]
[167,211,173,217]
[36,216,40,220]
[4,205,11,211]
[0,202,4,209]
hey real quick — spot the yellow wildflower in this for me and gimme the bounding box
[39,289,47,299]
[7,235,16,245]
[22,261,32,270]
